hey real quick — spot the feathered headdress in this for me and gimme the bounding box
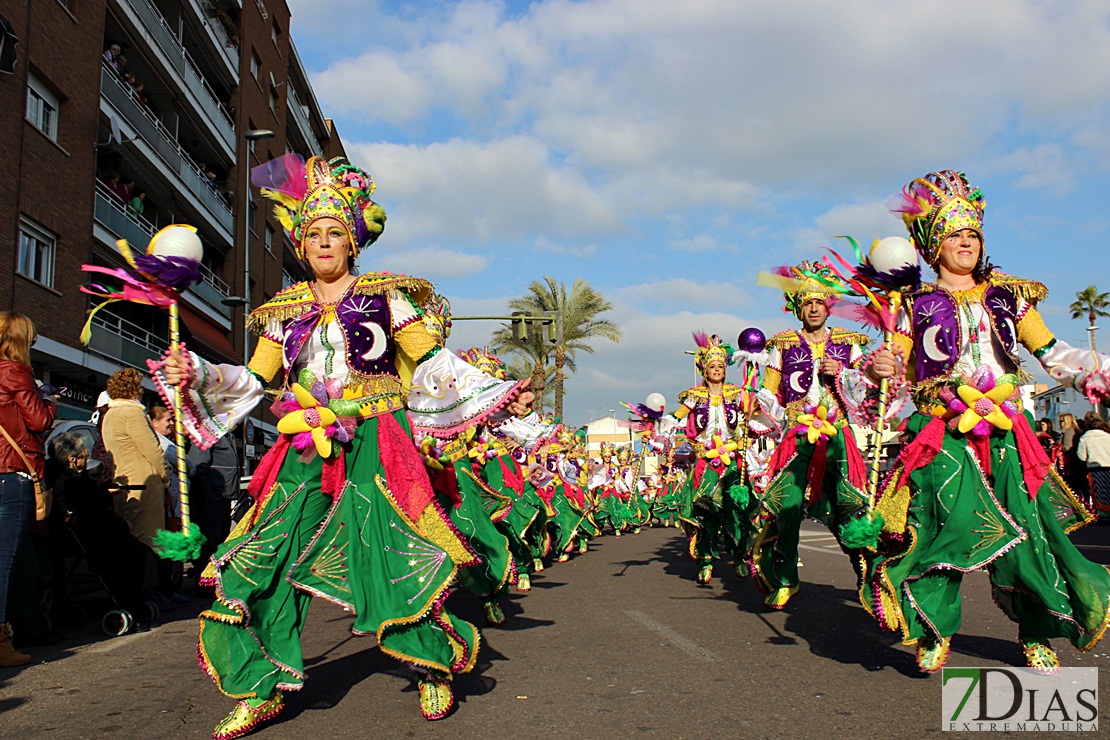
[887,169,985,266]
[756,260,851,320]
[458,346,506,379]
[252,154,386,261]
[692,331,734,373]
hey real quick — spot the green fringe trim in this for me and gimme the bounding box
[152,523,207,562]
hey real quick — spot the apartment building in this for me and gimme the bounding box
[0,0,344,471]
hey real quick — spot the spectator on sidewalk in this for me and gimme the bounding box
[0,312,56,667]
[1078,412,1110,516]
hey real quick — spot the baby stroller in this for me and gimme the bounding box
[54,470,161,636]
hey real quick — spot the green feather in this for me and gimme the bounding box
[839,511,885,550]
[152,523,207,562]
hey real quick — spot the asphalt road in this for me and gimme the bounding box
[2,521,1108,739]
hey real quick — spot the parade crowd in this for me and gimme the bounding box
[2,161,1110,740]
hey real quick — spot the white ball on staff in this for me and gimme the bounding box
[645,392,666,412]
[149,225,204,262]
[868,236,917,274]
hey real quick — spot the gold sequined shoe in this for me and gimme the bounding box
[533,558,544,572]
[696,565,713,584]
[418,677,455,720]
[915,635,952,674]
[483,600,506,626]
[212,693,284,740]
[1023,642,1061,675]
[734,560,750,578]
[517,573,531,592]
[764,584,799,610]
[578,540,588,554]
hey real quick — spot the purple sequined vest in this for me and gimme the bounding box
[910,284,1020,382]
[281,292,398,380]
[778,332,855,406]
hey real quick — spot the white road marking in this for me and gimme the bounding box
[624,610,720,663]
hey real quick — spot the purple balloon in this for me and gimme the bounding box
[736,327,766,354]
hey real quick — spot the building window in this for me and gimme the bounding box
[269,89,277,113]
[271,22,280,48]
[265,224,274,254]
[250,50,260,80]
[18,218,56,288]
[26,74,59,142]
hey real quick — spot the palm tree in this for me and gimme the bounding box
[492,277,623,420]
[1069,285,1110,352]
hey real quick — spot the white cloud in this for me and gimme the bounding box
[371,246,488,279]
[618,278,752,309]
[346,136,621,246]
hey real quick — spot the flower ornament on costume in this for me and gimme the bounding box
[275,368,358,458]
[467,438,496,462]
[703,435,739,469]
[941,366,1019,438]
[794,401,839,444]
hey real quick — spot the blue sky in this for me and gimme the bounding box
[286,0,1110,424]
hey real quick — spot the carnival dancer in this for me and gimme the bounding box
[673,333,779,584]
[458,348,548,593]
[513,445,554,571]
[539,436,588,562]
[587,442,619,534]
[610,446,637,535]
[157,155,533,734]
[750,268,872,609]
[556,429,598,554]
[857,170,1110,673]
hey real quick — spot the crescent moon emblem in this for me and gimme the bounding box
[360,321,388,361]
[1002,318,1017,350]
[789,370,806,394]
[922,325,949,362]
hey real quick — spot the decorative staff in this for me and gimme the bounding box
[821,235,921,502]
[80,225,207,562]
[732,327,768,490]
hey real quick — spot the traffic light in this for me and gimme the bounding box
[511,311,530,343]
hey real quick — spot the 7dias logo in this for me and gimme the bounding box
[941,667,1098,732]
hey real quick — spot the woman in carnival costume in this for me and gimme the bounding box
[457,347,549,593]
[749,268,871,609]
[858,170,1110,673]
[586,442,619,534]
[157,154,532,736]
[534,435,588,562]
[555,428,599,554]
[673,333,779,584]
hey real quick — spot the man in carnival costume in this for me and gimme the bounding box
[587,442,620,534]
[751,263,872,609]
[673,334,780,584]
[158,154,533,735]
[857,170,1110,673]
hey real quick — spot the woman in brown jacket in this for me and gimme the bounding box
[0,312,56,666]
[102,368,168,549]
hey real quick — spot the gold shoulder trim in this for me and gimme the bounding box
[246,281,315,332]
[353,272,434,304]
[678,386,709,403]
[768,331,800,349]
[830,327,871,346]
[989,272,1048,304]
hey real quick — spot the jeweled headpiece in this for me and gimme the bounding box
[422,293,452,346]
[458,346,506,379]
[252,154,386,261]
[692,331,733,374]
[780,260,846,320]
[889,170,985,266]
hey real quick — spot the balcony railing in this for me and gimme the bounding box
[286,86,323,158]
[93,184,231,319]
[118,0,235,151]
[87,311,165,370]
[101,66,234,235]
[187,0,240,77]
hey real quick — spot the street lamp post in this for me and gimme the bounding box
[237,128,275,475]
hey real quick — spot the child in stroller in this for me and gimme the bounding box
[51,432,158,634]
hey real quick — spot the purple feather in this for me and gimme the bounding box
[132,253,202,292]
